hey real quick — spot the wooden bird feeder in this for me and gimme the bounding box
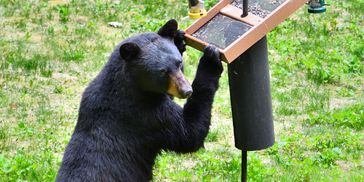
[185,0,308,63]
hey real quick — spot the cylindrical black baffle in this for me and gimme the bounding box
[227,36,275,151]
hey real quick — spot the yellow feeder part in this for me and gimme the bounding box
[188,0,207,19]
[188,7,207,19]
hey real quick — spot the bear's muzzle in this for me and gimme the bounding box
[167,70,193,99]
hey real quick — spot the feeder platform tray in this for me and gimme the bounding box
[185,0,307,63]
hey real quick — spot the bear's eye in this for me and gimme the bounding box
[159,68,167,76]
[176,61,182,68]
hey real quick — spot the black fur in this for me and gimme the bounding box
[56,20,223,181]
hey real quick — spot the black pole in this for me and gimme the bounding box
[242,151,247,182]
[242,0,249,17]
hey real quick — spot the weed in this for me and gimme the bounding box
[308,104,364,130]
[56,5,70,23]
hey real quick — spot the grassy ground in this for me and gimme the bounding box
[0,0,363,181]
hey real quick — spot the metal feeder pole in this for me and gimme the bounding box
[242,150,247,181]
[241,0,249,17]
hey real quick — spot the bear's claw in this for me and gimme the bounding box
[203,45,219,60]
[202,45,223,75]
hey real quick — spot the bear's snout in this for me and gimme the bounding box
[180,86,193,98]
[167,70,192,99]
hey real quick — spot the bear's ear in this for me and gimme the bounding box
[157,19,178,39]
[119,42,141,61]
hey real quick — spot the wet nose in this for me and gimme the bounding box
[180,87,193,98]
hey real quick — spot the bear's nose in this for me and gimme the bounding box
[180,88,193,98]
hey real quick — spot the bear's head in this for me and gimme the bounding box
[119,19,192,99]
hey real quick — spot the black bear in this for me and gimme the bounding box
[56,19,223,181]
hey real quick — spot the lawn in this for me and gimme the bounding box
[0,0,363,181]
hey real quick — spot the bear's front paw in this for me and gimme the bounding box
[174,30,186,55]
[200,45,223,76]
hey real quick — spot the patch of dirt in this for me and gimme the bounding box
[52,72,77,81]
[181,159,196,169]
[49,0,70,6]
[30,33,43,42]
[329,98,357,110]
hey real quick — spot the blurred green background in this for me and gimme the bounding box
[0,0,363,181]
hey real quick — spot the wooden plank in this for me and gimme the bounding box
[185,34,207,52]
[185,34,227,62]
[220,4,263,26]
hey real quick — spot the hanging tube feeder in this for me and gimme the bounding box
[188,0,207,19]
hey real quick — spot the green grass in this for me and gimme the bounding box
[0,0,363,181]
